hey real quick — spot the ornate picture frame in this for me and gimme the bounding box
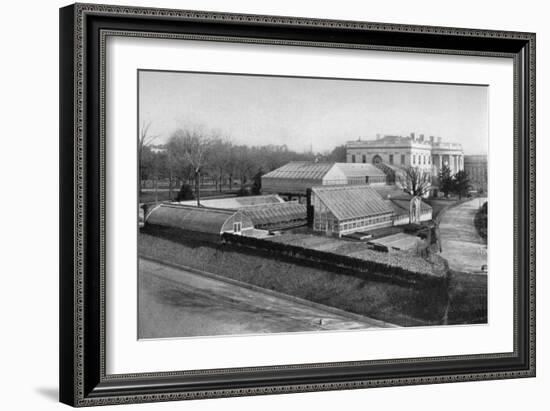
[59,3,535,407]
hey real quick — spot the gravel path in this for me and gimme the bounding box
[439,198,488,274]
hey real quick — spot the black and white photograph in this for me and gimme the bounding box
[137,70,489,339]
[1,0,543,408]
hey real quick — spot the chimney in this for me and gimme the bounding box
[419,134,425,142]
[306,188,314,227]
[437,137,442,143]
[376,133,381,140]
[410,132,415,140]
[430,135,434,143]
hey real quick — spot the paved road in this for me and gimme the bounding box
[138,258,392,339]
[439,198,487,274]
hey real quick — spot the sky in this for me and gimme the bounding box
[138,70,488,155]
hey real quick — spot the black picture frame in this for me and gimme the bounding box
[59,3,536,407]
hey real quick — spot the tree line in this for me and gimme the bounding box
[140,125,334,203]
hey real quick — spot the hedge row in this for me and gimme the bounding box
[222,233,446,287]
[474,201,488,240]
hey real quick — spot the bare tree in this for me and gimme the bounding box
[139,121,159,161]
[167,127,213,206]
[138,121,159,192]
[398,166,432,197]
[232,145,255,192]
[207,138,233,192]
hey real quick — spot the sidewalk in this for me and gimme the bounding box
[139,257,395,339]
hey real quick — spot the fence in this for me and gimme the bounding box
[222,233,446,287]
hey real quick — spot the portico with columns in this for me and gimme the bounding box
[431,150,464,175]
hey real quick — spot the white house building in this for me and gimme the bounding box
[346,132,464,175]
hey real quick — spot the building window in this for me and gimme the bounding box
[351,154,356,163]
[233,222,242,234]
[401,154,405,165]
[389,154,394,165]
[423,155,426,165]
[362,154,366,163]
[412,154,415,165]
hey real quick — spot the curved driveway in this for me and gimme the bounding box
[439,198,487,274]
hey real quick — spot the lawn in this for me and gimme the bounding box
[139,188,238,204]
[264,232,440,277]
[446,270,487,324]
[139,190,173,204]
[138,232,486,326]
[424,198,459,219]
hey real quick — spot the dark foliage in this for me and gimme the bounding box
[438,165,453,197]
[236,186,253,196]
[474,201,488,240]
[175,183,195,201]
[326,145,347,162]
[453,170,471,199]
[251,169,263,195]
